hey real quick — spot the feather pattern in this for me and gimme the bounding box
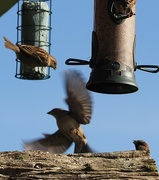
[65,70,92,124]
[3,36,57,69]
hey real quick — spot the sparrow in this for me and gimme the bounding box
[133,140,150,151]
[113,0,136,17]
[3,36,57,69]
[24,70,93,153]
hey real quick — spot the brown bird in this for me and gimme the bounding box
[3,36,57,69]
[133,140,150,151]
[24,70,93,153]
[113,0,136,17]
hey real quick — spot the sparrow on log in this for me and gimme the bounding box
[113,0,136,17]
[133,140,150,151]
[3,36,57,69]
[24,70,93,153]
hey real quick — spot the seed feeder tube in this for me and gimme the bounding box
[16,0,52,80]
[66,0,138,94]
[86,0,138,94]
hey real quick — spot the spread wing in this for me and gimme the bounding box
[18,44,49,65]
[23,130,72,153]
[64,70,92,124]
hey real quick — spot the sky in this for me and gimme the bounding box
[0,0,159,170]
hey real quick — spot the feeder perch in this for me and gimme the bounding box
[16,0,52,80]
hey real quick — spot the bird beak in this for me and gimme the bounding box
[133,140,136,144]
[47,111,51,115]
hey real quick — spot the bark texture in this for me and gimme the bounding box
[0,150,158,179]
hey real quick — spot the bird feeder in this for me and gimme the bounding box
[86,0,138,94]
[16,0,52,80]
[66,0,138,94]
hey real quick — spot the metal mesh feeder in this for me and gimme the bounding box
[16,0,52,80]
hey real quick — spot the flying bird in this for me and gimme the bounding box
[113,0,136,17]
[24,70,93,154]
[133,140,150,151]
[3,36,57,69]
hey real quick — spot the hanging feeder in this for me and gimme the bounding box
[16,0,52,80]
[66,0,138,94]
[65,0,159,94]
[86,0,138,94]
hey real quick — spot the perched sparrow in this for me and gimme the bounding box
[133,140,150,151]
[24,70,93,153]
[3,36,57,69]
[113,0,136,17]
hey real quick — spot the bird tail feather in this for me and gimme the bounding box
[74,143,93,153]
[3,36,19,53]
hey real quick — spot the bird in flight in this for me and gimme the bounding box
[24,70,93,153]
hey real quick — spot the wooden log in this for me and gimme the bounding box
[0,150,158,179]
